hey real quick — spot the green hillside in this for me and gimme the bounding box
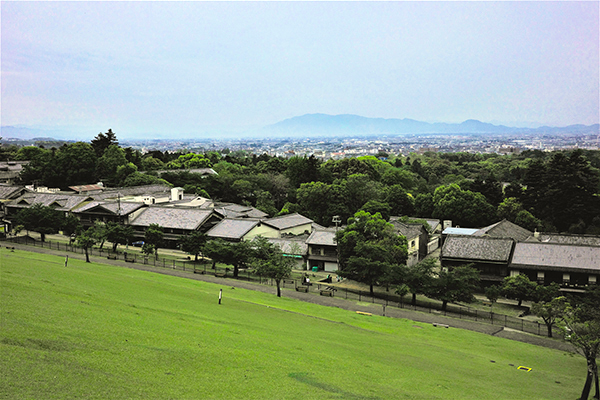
[1,250,583,399]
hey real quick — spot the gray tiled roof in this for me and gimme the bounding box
[263,213,313,230]
[511,242,600,272]
[206,218,260,240]
[441,235,514,262]
[534,233,600,247]
[0,185,24,200]
[390,220,425,240]
[473,219,532,242]
[74,201,145,215]
[9,193,91,211]
[213,203,269,219]
[306,230,337,246]
[94,184,172,200]
[129,207,213,230]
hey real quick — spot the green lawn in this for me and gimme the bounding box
[1,250,584,399]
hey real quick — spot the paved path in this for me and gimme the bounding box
[5,241,575,353]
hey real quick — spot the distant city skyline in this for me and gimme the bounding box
[2,1,598,140]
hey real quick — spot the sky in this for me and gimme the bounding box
[1,1,599,140]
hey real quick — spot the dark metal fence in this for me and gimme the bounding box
[4,235,564,339]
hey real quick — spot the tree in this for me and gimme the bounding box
[14,204,65,242]
[144,224,164,259]
[429,265,480,311]
[251,237,294,297]
[91,129,119,157]
[384,185,415,217]
[501,274,536,307]
[336,210,408,296]
[61,214,81,237]
[531,295,566,338]
[179,231,207,262]
[96,145,128,186]
[54,142,98,187]
[203,239,252,277]
[484,285,502,311]
[76,227,97,263]
[106,222,135,253]
[142,243,155,258]
[560,293,600,400]
[404,258,436,306]
[432,184,496,227]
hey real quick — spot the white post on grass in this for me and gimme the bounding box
[219,289,222,305]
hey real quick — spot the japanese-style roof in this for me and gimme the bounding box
[306,230,337,247]
[533,233,600,247]
[441,235,514,263]
[0,185,24,200]
[129,207,214,230]
[213,204,268,219]
[510,242,600,272]
[94,184,172,200]
[8,193,91,211]
[68,184,104,193]
[442,227,479,235]
[390,220,425,240]
[205,218,261,240]
[263,213,313,230]
[265,238,308,256]
[473,219,532,242]
[399,216,441,232]
[73,201,145,215]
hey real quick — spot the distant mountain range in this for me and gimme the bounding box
[2,115,599,141]
[260,114,600,137]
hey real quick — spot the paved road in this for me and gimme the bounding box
[5,241,576,354]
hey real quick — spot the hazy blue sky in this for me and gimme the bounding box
[2,1,598,139]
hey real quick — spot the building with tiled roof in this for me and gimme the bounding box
[72,201,147,226]
[306,229,338,272]
[206,218,278,241]
[390,219,428,266]
[473,219,532,242]
[441,235,515,283]
[262,213,313,236]
[129,206,220,246]
[510,242,600,287]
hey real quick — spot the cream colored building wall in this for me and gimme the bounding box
[243,224,279,240]
[407,235,419,255]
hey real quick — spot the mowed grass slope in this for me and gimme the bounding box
[1,250,583,399]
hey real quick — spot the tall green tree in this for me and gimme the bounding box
[106,222,135,253]
[144,224,164,259]
[14,204,65,242]
[336,210,408,296]
[561,290,600,400]
[251,237,294,297]
[404,258,436,306]
[432,184,495,227]
[76,226,98,263]
[91,129,119,157]
[501,274,536,307]
[429,265,480,312]
[96,145,128,186]
[179,231,207,262]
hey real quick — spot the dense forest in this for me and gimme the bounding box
[4,130,600,233]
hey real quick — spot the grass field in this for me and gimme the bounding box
[1,250,584,399]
